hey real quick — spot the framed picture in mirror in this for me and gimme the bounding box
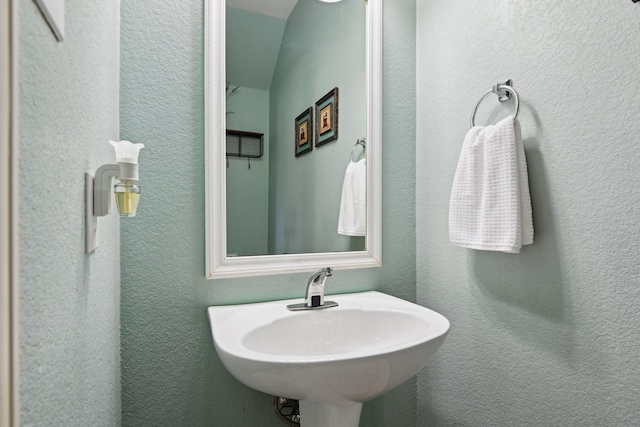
[315,87,339,147]
[295,107,314,157]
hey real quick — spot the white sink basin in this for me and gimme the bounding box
[208,291,449,427]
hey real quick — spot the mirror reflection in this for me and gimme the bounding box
[225,0,367,257]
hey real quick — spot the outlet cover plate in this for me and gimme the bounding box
[85,173,98,253]
[35,0,65,41]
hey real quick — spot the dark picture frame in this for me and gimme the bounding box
[315,87,339,147]
[295,107,314,157]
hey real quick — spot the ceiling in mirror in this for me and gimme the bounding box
[226,0,298,19]
[225,0,296,90]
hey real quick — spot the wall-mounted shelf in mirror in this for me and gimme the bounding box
[205,0,382,279]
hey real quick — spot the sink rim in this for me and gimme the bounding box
[208,291,450,365]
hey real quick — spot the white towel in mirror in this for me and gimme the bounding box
[338,159,366,236]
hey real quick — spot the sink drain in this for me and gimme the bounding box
[274,396,300,426]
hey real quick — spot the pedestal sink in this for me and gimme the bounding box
[207,291,449,427]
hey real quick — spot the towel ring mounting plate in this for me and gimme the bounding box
[470,84,520,128]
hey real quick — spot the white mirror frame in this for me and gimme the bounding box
[205,0,382,279]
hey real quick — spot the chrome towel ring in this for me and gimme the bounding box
[470,83,520,128]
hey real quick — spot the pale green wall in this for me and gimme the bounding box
[268,0,366,255]
[120,0,416,425]
[18,0,121,425]
[416,1,640,425]
[226,87,270,256]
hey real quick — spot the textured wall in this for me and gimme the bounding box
[120,0,416,425]
[416,1,640,425]
[268,0,366,255]
[18,0,121,425]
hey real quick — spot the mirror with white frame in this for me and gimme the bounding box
[205,0,381,279]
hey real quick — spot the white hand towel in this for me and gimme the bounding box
[338,159,366,236]
[449,115,533,253]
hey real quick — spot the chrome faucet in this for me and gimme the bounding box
[286,267,339,311]
[305,267,333,307]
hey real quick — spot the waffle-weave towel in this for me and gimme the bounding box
[449,115,533,253]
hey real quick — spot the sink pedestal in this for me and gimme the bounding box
[299,400,363,427]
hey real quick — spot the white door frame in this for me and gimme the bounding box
[1,0,18,425]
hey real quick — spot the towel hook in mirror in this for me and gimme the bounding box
[470,80,520,128]
[350,138,366,163]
